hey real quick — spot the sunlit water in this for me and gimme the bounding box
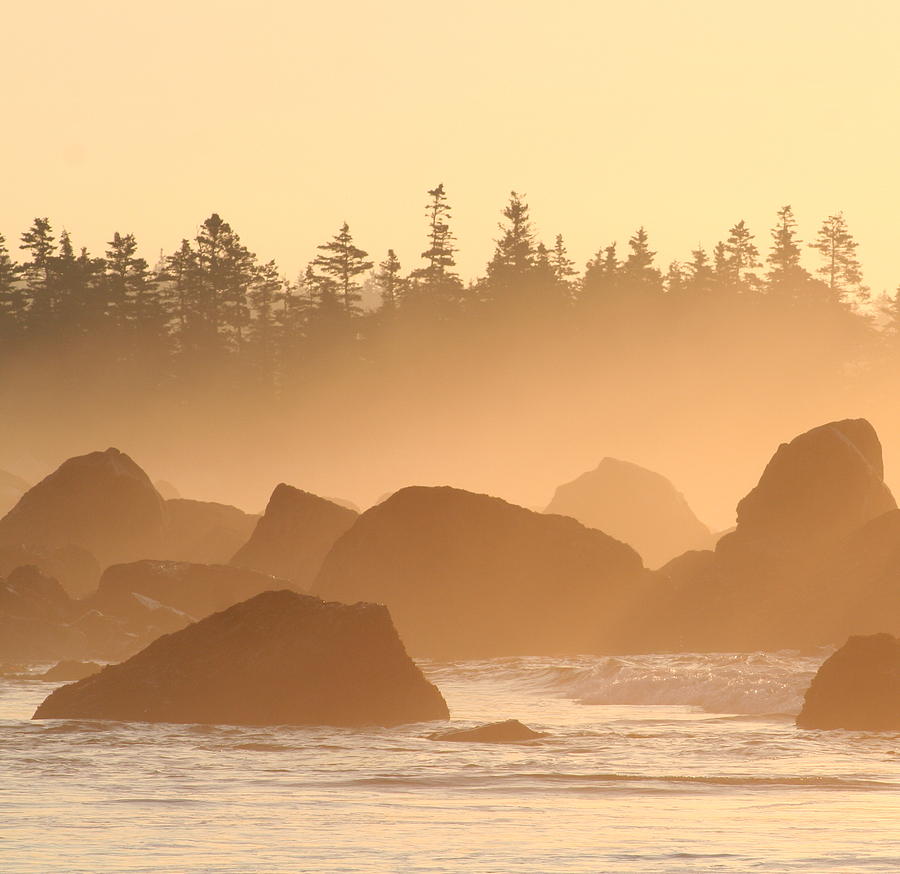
[3,651,900,873]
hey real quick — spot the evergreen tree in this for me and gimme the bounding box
[723,220,760,288]
[622,226,662,292]
[0,232,25,336]
[247,259,283,386]
[312,222,372,316]
[810,212,867,305]
[375,249,405,311]
[686,246,715,293]
[417,183,456,282]
[487,191,536,283]
[581,243,619,302]
[19,217,57,332]
[549,234,578,290]
[767,205,809,288]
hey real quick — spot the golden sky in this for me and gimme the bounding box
[4,1,900,291]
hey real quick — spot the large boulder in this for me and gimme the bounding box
[231,484,358,589]
[716,418,896,572]
[164,499,258,565]
[0,448,166,570]
[797,634,900,730]
[34,589,449,727]
[545,458,713,568]
[315,486,645,658]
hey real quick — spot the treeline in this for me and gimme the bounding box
[1,186,899,399]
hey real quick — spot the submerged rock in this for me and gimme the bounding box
[34,590,449,727]
[0,448,166,571]
[545,458,713,569]
[797,634,900,730]
[231,484,358,589]
[428,719,547,743]
[315,486,644,658]
[41,660,102,681]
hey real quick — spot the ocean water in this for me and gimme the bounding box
[3,651,900,873]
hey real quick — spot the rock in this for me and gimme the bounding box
[0,565,74,622]
[0,566,87,662]
[0,544,100,599]
[717,418,896,572]
[0,448,166,570]
[231,484,358,589]
[164,499,258,565]
[34,590,449,727]
[545,458,713,569]
[154,479,180,500]
[428,719,546,742]
[41,660,102,681]
[797,634,900,730]
[0,469,30,517]
[315,486,644,658]
[86,560,292,624]
[637,419,900,653]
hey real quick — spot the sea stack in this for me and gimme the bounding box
[35,590,449,727]
[0,448,166,570]
[315,486,644,658]
[231,484,359,589]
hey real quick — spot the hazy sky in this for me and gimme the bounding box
[5,1,900,291]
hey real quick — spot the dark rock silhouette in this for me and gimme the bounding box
[34,590,449,727]
[164,499,258,565]
[0,448,166,571]
[545,458,713,568]
[716,418,896,573]
[41,660,102,681]
[797,634,900,730]
[429,719,546,742]
[231,484,358,589]
[315,486,644,658]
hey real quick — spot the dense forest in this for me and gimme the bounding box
[2,187,899,523]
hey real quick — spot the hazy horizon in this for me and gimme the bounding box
[5,1,900,293]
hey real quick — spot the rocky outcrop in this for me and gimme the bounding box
[315,486,645,658]
[87,560,290,623]
[164,499,258,565]
[545,458,713,568]
[0,566,86,661]
[41,660,102,681]
[0,544,100,599]
[639,419,900,653]
[797,634,900,730]
[0,448,166,571]
[231,484,358,589]
[428,719,546,742]
[34,590,449,727]
[716,419,896,573]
